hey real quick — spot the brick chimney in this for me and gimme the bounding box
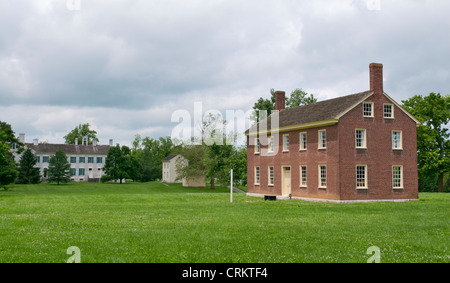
[369,63,383,95]
[275,91,286,111]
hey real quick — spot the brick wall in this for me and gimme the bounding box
[338,94,419,201]
[247,124,341,200]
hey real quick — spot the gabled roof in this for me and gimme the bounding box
[246,90,374,135]
[162,154,180,162]
[26,143,111,155]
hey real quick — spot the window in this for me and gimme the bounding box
[70,157,76,163]
[318,130,326,149]
[283,134,289,152]
[255,167,260,185]
[363,102,374,117]
[384,104,394,118]
[319,165,327,188]
[300,132,307,151]
[36,156,40,163]
[88,157,94,163]
[268,166,274,186]
[255,138,260,154]
[300,165,307,187]
[356,165,368,189]
[393,166,403,188]
[97,157,103,164]
[355,129,367,148]
[79,168,85,176]
[268,136,274,153]
[43,156,50,163]
[79,157,85,163]
[70,168,76,176]
[392,131,402,149]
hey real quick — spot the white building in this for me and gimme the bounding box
[162,154,205,187]
[162,154,183,183]
[13,134,112,182]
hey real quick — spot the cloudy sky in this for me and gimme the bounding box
[1,0,449,146]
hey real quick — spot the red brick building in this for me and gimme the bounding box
[246,63,420,202]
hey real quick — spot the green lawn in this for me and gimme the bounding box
[0,182,448,263]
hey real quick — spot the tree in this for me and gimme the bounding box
[175,114,244,189]
[104,145,133,183]
[250,89,276,123]
[286,88,317,107]
[48,150,71,185]
[230,146,247,186]
[17,148,41,184]
[175,143,208,185]
[64,123,99,145]
[0,121,21,189]
[402,93,450,192]
[131,135,175,182]
[251,88,317,122]
[0,142,17,190]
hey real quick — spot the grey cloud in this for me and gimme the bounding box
[1,0,449,144]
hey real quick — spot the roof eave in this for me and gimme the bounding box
[246,119,339,136]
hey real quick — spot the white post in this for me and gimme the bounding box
[230,169,233,203]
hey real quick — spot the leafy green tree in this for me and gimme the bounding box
[17,148,41,184]
[64,123,99,145]
[176,114,245,189]
[48,150,71,185]
[251,88,317,122]
[230,146,247,186]
[286,88,317,107]
[250,89,276,123]
[104,145,133,183]
[0,142,17,190]
[175,143,208,185]
[0,121,21,189]
[402,93,450,192]
[205,141,234,189]
[131,135,175,182]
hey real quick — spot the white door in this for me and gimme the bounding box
[282,166,291,196]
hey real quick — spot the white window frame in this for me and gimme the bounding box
[283,134,289,152]
[318,130,326,149]
[392,165,403,189]
[356,165,368,189]
[392,130,403,150]
[254,138,260,154]
[300,132,307,151]
[384,103,394,119]
[255,166,260,185]
[318,165,327,188]
[355,129,367,149]
[300,165,307,187]
[363,102,374,117]
[268,166,274,186]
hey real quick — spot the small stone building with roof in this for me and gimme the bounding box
[245,63,420,202]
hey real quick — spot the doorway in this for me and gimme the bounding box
[282,166,291,196]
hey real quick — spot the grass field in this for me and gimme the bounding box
[0,182,448,263]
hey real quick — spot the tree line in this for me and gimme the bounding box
[1,91,448,191]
